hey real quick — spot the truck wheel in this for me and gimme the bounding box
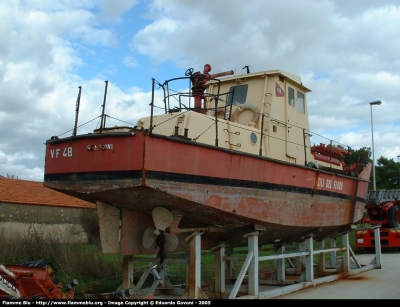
[388,206,399,228]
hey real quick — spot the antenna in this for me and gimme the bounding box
[242,66,250,74]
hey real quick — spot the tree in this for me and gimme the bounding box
[6,174,20,180]
[375,157,400,190]
[348,146,371,164]
[336,145,371,166]
[344,148,400,190]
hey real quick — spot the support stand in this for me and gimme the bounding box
[117,228,382,299]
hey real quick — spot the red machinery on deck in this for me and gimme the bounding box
[356,190,400,250]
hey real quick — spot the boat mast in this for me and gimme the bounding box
[72,86,82,137]
[99,80,108,133]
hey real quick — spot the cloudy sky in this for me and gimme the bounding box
[1,0,400,182]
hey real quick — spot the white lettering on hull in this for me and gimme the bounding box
[49,144,114,160]
[50,147,72,158]
[317,178,344,191]
[87,144,114,151]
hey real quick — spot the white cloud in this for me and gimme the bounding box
[98,0,139,21]
[123,56,138,67]
[1,0,400,181]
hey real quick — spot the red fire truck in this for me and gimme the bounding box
[355,190,400,250]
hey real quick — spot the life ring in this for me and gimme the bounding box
[230,104,260,125]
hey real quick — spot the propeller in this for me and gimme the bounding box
[152,207,173,235]
[142,207,179,254]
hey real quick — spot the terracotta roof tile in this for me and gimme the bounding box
[0,178,95,209]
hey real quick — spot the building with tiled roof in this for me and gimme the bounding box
[0,177,98,245]
[0,177,95,209]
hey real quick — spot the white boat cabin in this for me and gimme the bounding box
[135,69,343,170]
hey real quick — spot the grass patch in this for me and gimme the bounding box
[0,233,123,299]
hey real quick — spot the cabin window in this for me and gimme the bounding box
[297,91,305,114]
[227,85,248,105]
[288,87,295,107]
[288,87,305,114]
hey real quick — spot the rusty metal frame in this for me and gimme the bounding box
[118,227,382,300]
[229,230,382,299]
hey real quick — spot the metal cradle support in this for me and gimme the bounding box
[118,228,382,299]
[212,229,382,299]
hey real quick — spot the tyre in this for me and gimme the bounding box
[388,206,399,228]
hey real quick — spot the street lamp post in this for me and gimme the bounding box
[369,100,382,191]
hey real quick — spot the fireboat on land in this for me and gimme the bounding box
[43,64,373,299]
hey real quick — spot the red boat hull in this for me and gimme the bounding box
[44,131,371,254]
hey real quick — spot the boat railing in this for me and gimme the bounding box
[50,77,362,175]
[155,76,229,113]
[150,76,235,146]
